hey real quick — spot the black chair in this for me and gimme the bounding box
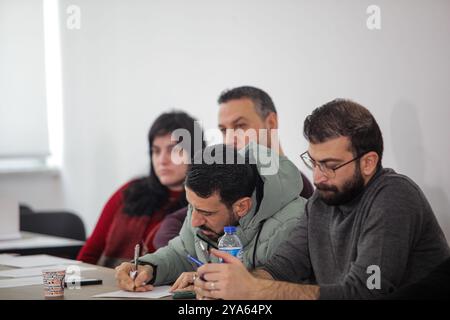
[19,205,86,241]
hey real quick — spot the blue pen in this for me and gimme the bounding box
[187,254,204,267]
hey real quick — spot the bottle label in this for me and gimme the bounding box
[219,247,243,262]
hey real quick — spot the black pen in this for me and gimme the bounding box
[198,241,211,263]
[196,230,218,250]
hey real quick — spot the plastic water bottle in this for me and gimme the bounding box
[218,226,243,262]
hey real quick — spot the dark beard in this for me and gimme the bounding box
[198,225,222,241]
[198,209,239,241]
[316,167,365,206]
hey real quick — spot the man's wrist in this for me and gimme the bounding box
[247,276,269,299]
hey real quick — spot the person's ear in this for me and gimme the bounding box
[232,197,253,218]
[264,112,278,130]
[360,151,379,177]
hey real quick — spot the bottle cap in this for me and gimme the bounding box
[224,226,236,233]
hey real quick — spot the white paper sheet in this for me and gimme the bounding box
[93,286,172,299]
[0,265,96,278]
[0,276,43,288]
[0,254,81,268]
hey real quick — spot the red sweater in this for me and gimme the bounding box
[77,181,183,266]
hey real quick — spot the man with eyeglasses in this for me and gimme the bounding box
[193,99,450,300]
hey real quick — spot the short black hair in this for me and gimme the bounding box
[185,144,257,208]
[217,86,277,120]
[303,99,384,168]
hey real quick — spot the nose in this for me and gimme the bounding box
[191,209,205,228]
[158,149,172,166]
[313,166,328,185]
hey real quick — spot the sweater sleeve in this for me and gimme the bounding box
[76,182,131,264]
[262,204,313,283]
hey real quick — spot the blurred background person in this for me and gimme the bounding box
[77,111,205,267]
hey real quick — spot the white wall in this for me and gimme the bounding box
[0,0,50,159]
[1,0,449,242]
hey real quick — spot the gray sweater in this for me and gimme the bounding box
[262,168,450,299]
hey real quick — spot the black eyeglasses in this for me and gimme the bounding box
[300,151,365,178]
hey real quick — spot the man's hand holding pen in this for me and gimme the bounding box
[115,262,154,292]
[115,244,154,292]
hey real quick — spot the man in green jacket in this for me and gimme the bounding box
[115,143,306,291]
